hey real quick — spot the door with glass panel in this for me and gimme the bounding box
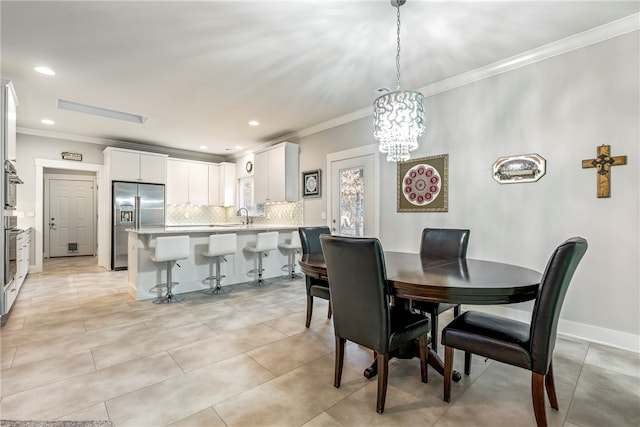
[328,145,379,237]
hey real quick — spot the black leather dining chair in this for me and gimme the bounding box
[298,226,332,328]
[412,228,470,352]
[441,237,588,427]
[320,235,430,414]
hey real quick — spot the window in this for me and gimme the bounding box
[238,176,264,216]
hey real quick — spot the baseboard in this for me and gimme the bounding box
[470,305,640,353]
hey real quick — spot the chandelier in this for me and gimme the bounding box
[373,0,425,162]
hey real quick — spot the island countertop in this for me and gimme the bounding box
[129,224,300,235]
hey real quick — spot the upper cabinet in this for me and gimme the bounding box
[167,159,235,206]
[253,142,299,204]
[219,162,236,207]
[1,80,18,161]
[104,147,167,184]
[167,159,209,205]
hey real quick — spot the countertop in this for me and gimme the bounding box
[129,224,300,235]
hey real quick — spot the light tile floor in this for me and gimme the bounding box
[1,256,639,426]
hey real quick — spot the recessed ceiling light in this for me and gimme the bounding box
[34,66,56,76]
[235,145,242,149]
[248,120,259,127]
[57,99,147,124]
[199,145,207,150]
[41,119,55,125]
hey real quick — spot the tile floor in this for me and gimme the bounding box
[1,256,639,426]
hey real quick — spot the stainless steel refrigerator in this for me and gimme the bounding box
[112,182,165,270]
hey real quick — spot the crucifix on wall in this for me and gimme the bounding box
[581,145,627,198]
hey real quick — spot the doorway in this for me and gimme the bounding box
[327,144,380,237]
[34,159,105,273]
[44,173,97,258]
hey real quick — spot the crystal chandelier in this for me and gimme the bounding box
[373,0,425,162]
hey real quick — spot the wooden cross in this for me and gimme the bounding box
[581,145,627,198]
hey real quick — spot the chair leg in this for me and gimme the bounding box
[453,304,461,317]
[545,362,559,410]
[430,310,439,352]
[464,352,471,375]
[419,335,428,383]
[532,372,548,427]
[305,295,313,328]
[334,337,345,388]
[327,300,332,319]
[444,346,453,402]
[376,352,389,414]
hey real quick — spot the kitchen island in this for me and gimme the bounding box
[127,225,300,301]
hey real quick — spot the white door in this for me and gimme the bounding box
[327,145,380,237]
[48,178,96,257]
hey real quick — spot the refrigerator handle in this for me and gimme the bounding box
[134,196,141,229]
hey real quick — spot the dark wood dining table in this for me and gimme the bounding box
[299,251,542,381]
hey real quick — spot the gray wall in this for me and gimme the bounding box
[298,32,639,345]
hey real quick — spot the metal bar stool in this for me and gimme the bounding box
[150,235,190,304]
[202,233,237,295]
[278,230,302,279]
[244,231,279,286]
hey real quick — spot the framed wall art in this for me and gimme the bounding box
[397,154,448,212]
[302,169,321,198]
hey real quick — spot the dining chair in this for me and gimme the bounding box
[412,228,470,352]
[320,235,430,414]
[298,226,332,327]
[441,237,588,427]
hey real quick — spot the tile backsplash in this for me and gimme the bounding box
[166,201,303,226]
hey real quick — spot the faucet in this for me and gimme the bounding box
[237,207,250,225]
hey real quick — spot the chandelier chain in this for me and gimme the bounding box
[395,4,401,91]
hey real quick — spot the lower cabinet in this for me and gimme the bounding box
[2,228,30,320]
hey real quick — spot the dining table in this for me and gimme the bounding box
[298,251,542,381]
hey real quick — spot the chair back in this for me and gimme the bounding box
[299,226,331,255]
[420,228,470,258]
[154,235,190,262]
[529,237,588,374]
[206,233,237,257]
[255,231,279,252]
[320,235,391,354]
[290,230,302,249]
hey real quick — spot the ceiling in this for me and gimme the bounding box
[2,1,638,158]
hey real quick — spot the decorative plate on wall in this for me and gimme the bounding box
[397,154,448,212]
[492,153,546,184]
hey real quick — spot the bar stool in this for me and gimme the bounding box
[202,233,237,295]
[278,231,302,279]
[150,235,190,304]
[244,231,279,286]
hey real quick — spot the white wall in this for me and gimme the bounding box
[298,32,639,350]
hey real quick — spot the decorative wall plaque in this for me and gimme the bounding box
[61,151,82,161]
[492,153,545,184]
[397,154,448,212]
[302,169,321,197]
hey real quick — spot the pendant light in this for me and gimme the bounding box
[373,0,425,162]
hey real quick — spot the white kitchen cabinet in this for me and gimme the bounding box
[253,142,299,203]
[103,148,167,184]
[1,80,18,161]
[166,159,210,205]
[207,162,235,207]
[166,159,189,204]
[208,164,220,205]
[15,228,30,290]
[188,162,209,205]
[219,162,236,207]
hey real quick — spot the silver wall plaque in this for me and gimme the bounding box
[492,153,546,184]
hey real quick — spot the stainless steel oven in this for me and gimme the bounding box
[4,160,22,209]
[4,216,19,286]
